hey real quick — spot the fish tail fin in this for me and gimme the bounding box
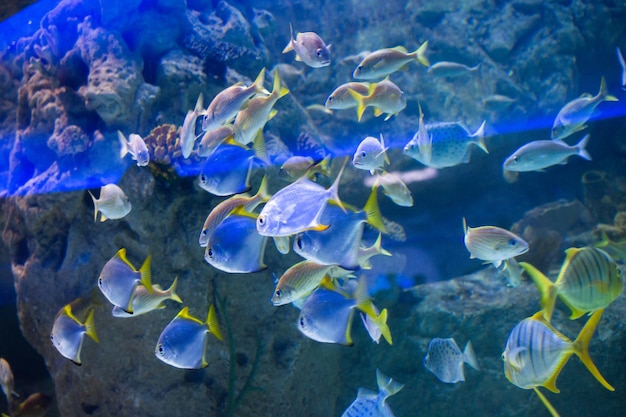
[413,40,430,67]
[572,309,614,391]
[373,308,393,345]
[253,175,271,203]
[206,304,224,341]
[380,134,390,164]
[376,369,404,398]
[576,134,592,161]
[598,76,619,102]
[252,67,267,94]
[117,131,129,159]
[519,262,557,322]
[347,88,367,122]
[472,120,488,154]
[88,190,98,223]
[313,154,332,178]
[463,340,481,371]
[252,130,271,167]
[282,23,295,53]
[533,388,562,417]
[84,308,99,344]
[166,276,183,304]
[354,278,392,345]
[372,233,392,257]
[363,182,387,233]
[328,158,348,212]
[271,67,290,99]
[139,255,153,293]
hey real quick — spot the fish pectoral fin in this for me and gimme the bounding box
[308,223,330,232]
[295,54,303,62]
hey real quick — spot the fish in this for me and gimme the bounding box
[111,277,182,318]
[426,61,480,77]
[179,93,204,159]
[496,257,524,288]
[463,219,529,267]
[341,369,403,417]
[403,121,488,168]
[204,213,268,273]
[348,79,407,121]
[271,261,347,306]
[482,94,517,112]
[256,159,347,237]
[502,310,613,417]
[269,63,306,84]
[155,305,223,369]
[353,135,389,174]
[50,304,99,365]
[197,143,258,197]
[198,176,269,247]
[618,47,626,90]
[9,392,52,417]
[413,101,432,165]
[520,247,622,321]
[97,248,152,314]
[360,312,382,344]
[293,185,387,269]
[279,155,331,181]
[306,104,334,116]
[502,135,591,172]
[297,277,392,345]
[376,171,413,207]
[423,338,480,383]
[340,50,371,66]
[551,77,618,140]
[356,233,393,270]
[282,23,331,68]
[353,42,430,80]
[197,126,234,158]
[232,68,289,145]
[0,358,17,403]
[202,68,267,132]
[118,131,149,166]
[325,82,371,110]
[88,184,131,222]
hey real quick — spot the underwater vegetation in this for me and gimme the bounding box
[0,0,625,417]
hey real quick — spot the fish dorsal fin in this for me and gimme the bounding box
[176,307,202,325]
[520,262,557,322]
[88,190,99,222]
[390,46,408,53]
[572,309,614,391]
[115,248,135,270]
[462,217,469,235]
[328,157,348,212]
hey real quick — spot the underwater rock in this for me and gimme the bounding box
[155,49,207,117]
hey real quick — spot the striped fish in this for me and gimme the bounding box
[503,310,613,416]
[521,247,622,321]
[341,369,403,417]
[463,218,529,267]
[271,261,349,306]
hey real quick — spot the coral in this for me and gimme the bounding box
[143,123,203,177]
[47,119,90,157]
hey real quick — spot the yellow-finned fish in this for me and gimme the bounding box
[197,125,233,158]
[50,304,99,365]
[520,247,622,321]
[503,310,614,417]
[282,23,331,68]
[376,171,413,207]
[352,42,429,80]
[272,261,348,306]
[179,93,204,159]
[348,78,406,121]
[88,184,131,222]
[325,82,370,110]
[112,277,183,318]
[463,218,528,267]
[279,155,331,182]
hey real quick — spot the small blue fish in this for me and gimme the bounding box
[503,135,591,172]
[50,304,99,365]
[97,248,151,314]
[204,213,268,273]
[423,338,480,383]
[197,143,258,197]
[118,131,149,166]
[353,135,388,174]
[88,184,131,222]
[155,305,223,369]
[341,369,403,417]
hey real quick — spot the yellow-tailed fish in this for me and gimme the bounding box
[197,143,258,197]
[282,23,331,68]
[503,310,613,417]
[353,42,429,80]
[97,248,151,314]
[353,134,389,174]
[272,261,348,306]
[232,68,289,145]
[551,77,618,140]
[256,159,347,237]
[403,120,487,168]
[348,78,406,121]
[111,277,182,318]
[279,155,331,182]
[594,231,626,263]
[325,82,370,110]
[426,61,480,77]
[341,369,403,417]
[0,358,17,403]
[376,171,413,207]
[204,212,268,274]
[50,304,99,365]
[201,68,267,132]
[88,184,131,222]
[117,131,149,166]
[197,125,233,158]
[179,93,204,159]
[198,176,269,247]
[520,247,622,321]
[463,218,528,267]
[423,338,480,383]
[503,135,591,172]
[155,305,223,369]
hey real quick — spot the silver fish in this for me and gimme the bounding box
[279,155,331,182]
[197,126,234,158]
[97,248,151,314]
[325,82,371,110]
[111,278,182,318]
[88,184,131,222]
[353,135,388,174]
[551,77,618,140]
[503,135,591,172]
[427,61,480,77]
[463,219,528,267]
[50,304,99,365]
[155,305,223,369]
[349,79,406,121]
[180,93,204,159]
[618,47,626,90]
[424,338,480,383]
[376,171,413,207]
[118,131,149,166]
[353,42,429,80]
[482,94,517,112]
[341,369,403,417]
[202,68,267,132]
[272,261,344,306]
[282,23,331,68]
[0,358,17,403]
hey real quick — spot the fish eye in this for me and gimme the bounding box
[508,239,518,247]
[296,237,303,250]
[199,174,206,183]
[512,156,519,163]
[258,216,265,225]
[299,316,305,327]
[274,289,281,298]
[316,49,322,57]
[98,277,102,286]
[328,96,334,102]
[207,248,214,258]
[360,151,367,158]
[50,334,54,341]
[157,344,164,355]
[501,352,506,361]
[201,230,207,237]
[357,65,363,71]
